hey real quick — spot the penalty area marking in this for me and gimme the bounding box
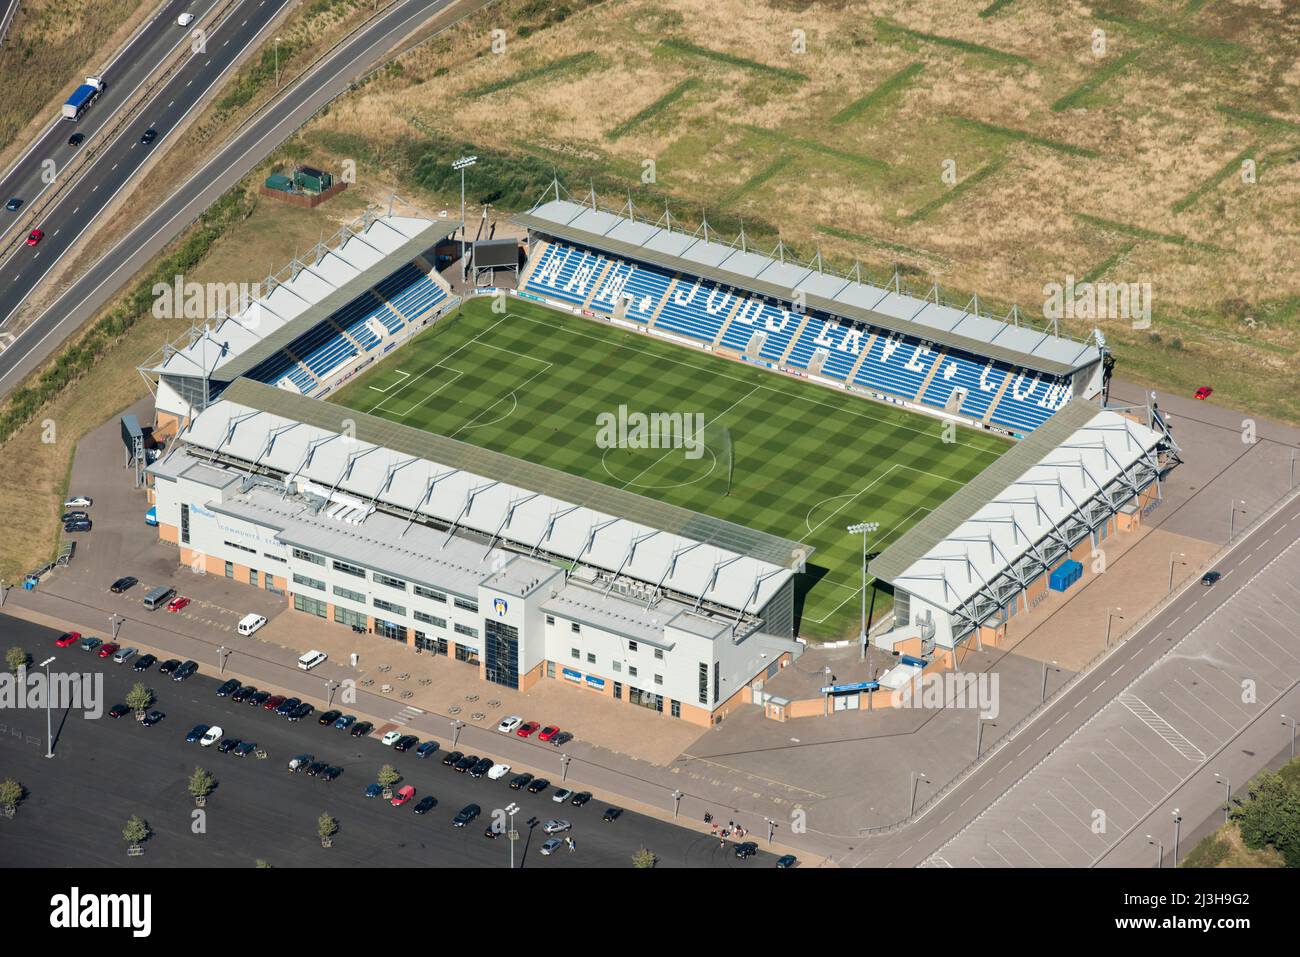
[367,369,411,393]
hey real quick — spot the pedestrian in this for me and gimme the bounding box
[704,811,713,824]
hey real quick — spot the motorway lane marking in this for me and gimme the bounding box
[111,163,118,170]
[1110,666,1123,677]
[187,79,193,86]
[168,101,175,108]
[1091,681,1104,693]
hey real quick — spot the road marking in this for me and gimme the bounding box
[1118,693,1206,762]
[168,101,175,108]
[71,207,78,214]
[1091,682,1104,693]
[187,79,193,87]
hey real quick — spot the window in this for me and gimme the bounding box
[334,606,366,629]
[249,569,259,587]
[485,619,520,690]
[545,615,555,626]
[332,559,365,578]
[454,622,478,639]
[373,572,407,591]
[586,653,596,665]
[671,699,681,718]
[414,610,446,628]
[613,681,622,700]
[293,594,326,618]
[224,540,255,554]
[373,597,406,616]
[453,597,478,613]
[180,504,190,544]
[292,547,325,566]
[570,622,581,634]
[627,640,637,652]
[546,661,555,679]
[654,674,663,686]
[571,648,580,660]
[698,662,708,705]
[333,584,366,604]
[654,648,664,660]
[628,666,638,678]
[612,660,621,673]
[292,572,325,591]
[224,561,233,579]
[414,585,446,602]
[714,661,720,705]
[263,552,286,563]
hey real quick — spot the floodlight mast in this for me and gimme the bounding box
[452,156,478,281]
[847,522,880,661]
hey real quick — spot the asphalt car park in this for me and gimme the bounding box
[0,614,776,868]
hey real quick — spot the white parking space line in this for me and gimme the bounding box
[1118,693,1205,762]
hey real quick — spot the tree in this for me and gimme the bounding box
[318,813,338,848]
[0,778,23,817]
[254,859,271,868]
[188,767,215,805]
[632,847,657,869]
[1233,769,1300,866]
[5,646,26,674]
[125,682,152,716]
[123,815,150,847]
[377,763,400,797]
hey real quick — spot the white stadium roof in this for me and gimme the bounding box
[168,384,801,616]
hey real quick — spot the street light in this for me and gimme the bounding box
[1167,552,1185,592]
[1040,659,1057,702]
[1172,808,1182,866]
[1229,500,1246,541]
[847,522,879,662]
[324,679,336,708]
[505,802,519,869]
[452,155,478,281]
[1214,771,1231,825]
[909,771,926,817]
[764,817,776,844]
[671,789,682,818]
[559,753,571,782]
[451,718,464,749]
[274,37,283,90]
[1105,608,1124,647]
[1283,714,1297,760]
[1147,834,1163,868]
[40,656,56,758]
[217,645,228,674]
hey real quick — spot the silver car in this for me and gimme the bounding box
[542,819,571,834]
[112,647,137,664]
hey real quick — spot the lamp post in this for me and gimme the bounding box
[1040,659,1056,702]
[847,522,879,661]
[1229,500,1246,541]
[559,753,571,782]
[909,771,926,817]
[765,817,775,844]
[1105,609,1123,647]
[671,789,682,819]
[217,645,229,674]
[41,656,56,758]
[1172,808,1182,866]
[505,802,519,869]
[451,718,464,749]
[1214,772,1231,825]
[452,156,477,281]
[1167,552,1185,593]
[976,717,988,759]
[1283,714,1297,760]
[1147,834,1163,868]
[274,37,283,90]
[324,679,336,708]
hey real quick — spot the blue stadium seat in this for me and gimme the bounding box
[852,333,940,399]
[989,372,1072,433]
[785,315,869,381]
[618,261,674,323]
[655,280,743,343]
[922,351,1006,419]
[524,243,610,306]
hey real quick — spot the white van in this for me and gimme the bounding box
[297,650,327,671]
[177,12,195,26]
[237,613,267,636]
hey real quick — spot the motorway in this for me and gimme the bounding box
[0,0,290,331]
[842,487,1300,867]
[0,0,224,241]
[0,0,461,398]
[0,614,775,867]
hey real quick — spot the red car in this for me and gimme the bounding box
[97,642,120,659]
[1194,386,1213,400]
[25,228,43,246]
[391,785,415,807]
[263,694,286,711]
[538,725,560,742]
[517,721,540,737]
[167,595,191,613]
[54,631,81,648]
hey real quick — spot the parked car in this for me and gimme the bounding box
[542,819,571,834]
[391,785,415,806]
[551,731,574,748]
[173,660,198,681]
[483,825,501,839]
[62,511,88,523]
[263,694,286,711]
[64,519,92,533]
[248,690,271,707]
[1195,386,1213,400]
[538,725,560,742]
[364,783,383,799]
[570,791,592,807]
[539,838,563,856]
[517,721,540,737]
[233,741,256,756]
[509,773,534,790]
[230,685,255,703]
[111,647,137,664]
[158,659,181,675]
[320,766,341,782]
[469,758,493,778]
[526,778,550,794]
[79,636,101,653]
[318,710,342,726]
[734,842,759,860]
[305,762,327,777]
[185,724,210,743]
[97,642,119,659]
[108,703,130,718]
[133,654,156,672]
[413,796,436,815]
[440,751,463,767]
[215,679,240,697]
[497,715,523,734]
[288,702,314,722]
[275,697,300,716]
[333,714,355,730]
[142,710,164,727]
[166,595,191,613]
[216,738,239,753]
[393,735,418,752]
[199,726,222,747]
[454,754,477,773]
[602,807,622,822]
[287,754,314,772]
[350,721,373,737]
[487,763,511,780]
[381,730,402,747]
[553,788,574,803]
[1202,570,1222,585]
[775,854,798,868]
[415,741,439,759]
[63,496,92,508]
[54,631,80,648]
[451,803,480,827]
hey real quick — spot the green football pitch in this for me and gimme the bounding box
[327,297,1010,640]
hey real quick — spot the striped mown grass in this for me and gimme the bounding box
[874,19,1033,67]
[904,159,1005,223]
[467,51,603,99]
[607,78,701,140]
[948,116,1100,158]
[328,297,1008,640]
[830,62,925,126]
[655,38,807,82]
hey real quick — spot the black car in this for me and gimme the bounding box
[110,576,138,593]
[108,703,130,718]
[142,710,164,726]
[68,132,85,147]
[318,710,342,726]
[393,735,418,752]
[158,658,181,676]
[215,679,240,697]
[64,519,92,533]
[483,825,501,839]
[185,724,210,743]
[775,854,798,868]
[233,741,256,756]
[5,197,21,212]
[552,731,574,747]
[468,757,493,778]
[320,766,342,782]
[248,690,271,707]
[602,807,622,822]
[441,750,463,767]
[413,796,436,815]
[453,754,477,773]
[509,773,534,790]
[133,654,157,672]
[288,702,314,722]
[1202,570,1222,585]
[526,778,550,794]
[140,128,157,145]
[734,842,759,860]
[230,685,255,703]
[570,791,592,807]
[173,660,198,681]
[275,697,301,716]
[217,738,239,753]
[305,762,327,777]
[62,511,89,523]
[451,803,480,827]
[350,721,373,737]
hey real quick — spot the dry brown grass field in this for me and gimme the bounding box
[291,0,1300,422]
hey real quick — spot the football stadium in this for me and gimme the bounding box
[139,191,1179,725]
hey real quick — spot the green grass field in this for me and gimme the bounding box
[327,297,1010,640]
